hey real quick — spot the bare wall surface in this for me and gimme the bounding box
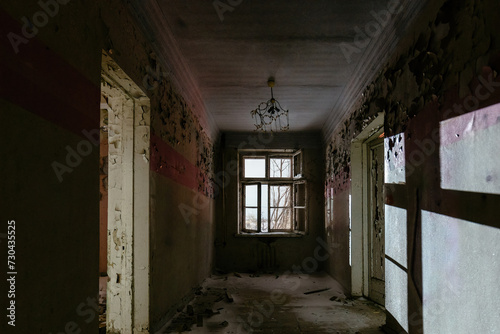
[0,0,217,332]
[0,100,100,333]
[150,174,215,329]
[325,185,351,292]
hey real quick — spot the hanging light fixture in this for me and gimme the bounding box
[250,78,289,132]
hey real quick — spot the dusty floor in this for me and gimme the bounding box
[157,272,385,334]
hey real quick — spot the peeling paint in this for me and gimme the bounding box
[151,78,216,197]
[325,0,499,193]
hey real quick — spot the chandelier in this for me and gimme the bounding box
[250,78,289,132]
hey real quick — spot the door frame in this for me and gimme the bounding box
[101,51,151,333]
[366,136,385,304]
[350,113,384,299]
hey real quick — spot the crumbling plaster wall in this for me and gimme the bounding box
[149,76,217,330]
[324,0,500,332]
[326,0,500,192]
[0,0,216,333]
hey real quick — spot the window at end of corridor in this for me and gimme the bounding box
[238,150,307,236]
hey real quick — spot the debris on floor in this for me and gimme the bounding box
[328,289,360,306]
[158,272,385,333]
[304,287,331,295]
[225,290,233,302]
[98,275,107,333]
[98,284,106,332]
[162,286,233,333]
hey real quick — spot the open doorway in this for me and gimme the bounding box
[366,135,385,304]
[350,113,385,305]
[100,51,151,333]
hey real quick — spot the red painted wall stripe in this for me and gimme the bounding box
[150,134,202,192]
[0,9,213,195]
[0,9,99,136]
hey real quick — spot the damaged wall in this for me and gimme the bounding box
[215,132,326,274]
[0,0,217,332]
[148,74,217,330]
[323,0,500,332]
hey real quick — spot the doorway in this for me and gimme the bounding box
[350,113,385,305]
[367,136,385,305]
[100,51,151,333]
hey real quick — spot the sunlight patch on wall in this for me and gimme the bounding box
[440,104,500,195]
[385,258,408,332]
[422,210,500,333]
[385,205,407,268]
[385,134,405,184]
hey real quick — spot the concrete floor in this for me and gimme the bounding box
[157,272,385,334]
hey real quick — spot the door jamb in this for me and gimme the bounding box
[350,113,384,297]
[101,51,151,333]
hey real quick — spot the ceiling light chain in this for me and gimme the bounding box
[250,78,289,132]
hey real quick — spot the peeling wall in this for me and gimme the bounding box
[148,70,217,329]
[151,81,216,198]
[323,0,500,332]
[0,0,217,333]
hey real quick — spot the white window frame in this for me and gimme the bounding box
[238,150,307,236]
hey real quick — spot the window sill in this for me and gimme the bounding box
[235,232,305,238]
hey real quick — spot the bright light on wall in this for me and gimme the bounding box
[440,103,500,195]
[384,131,408,332]
[385,205,407,268]
[422,210,500,333]
[385,258,408,331]
[384,133,405,184]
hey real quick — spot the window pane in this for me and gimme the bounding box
[244,158,266,178]
[295,208,306,230]
[245,208,258,230]
[294,182,306,207]
[270,185,291,208]
[293,152,302,177]
[270,158,291,178]
[245,185,258,207]
[261,184,268,232]
[270,208,292,230]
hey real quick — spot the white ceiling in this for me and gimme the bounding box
[129,0,425,134]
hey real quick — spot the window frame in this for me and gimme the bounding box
[238,150,307,236]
